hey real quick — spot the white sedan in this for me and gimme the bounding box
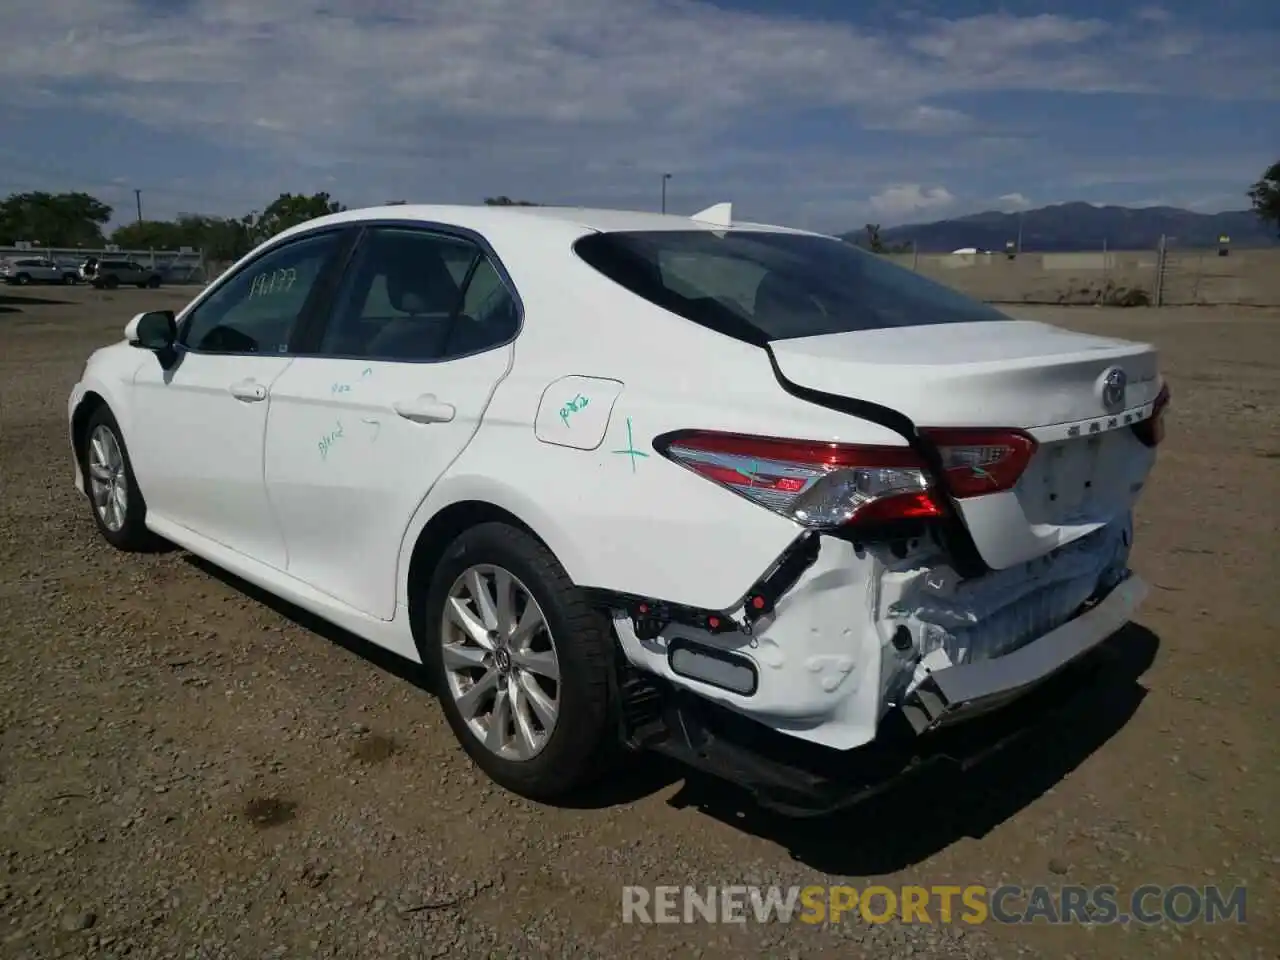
[67,202,1168,815]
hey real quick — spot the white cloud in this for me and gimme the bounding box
[869,185,956,219]
[998,192,1033,211]
[0,1,1276,229]
[866,105,972,135]
[909,13,1108,60]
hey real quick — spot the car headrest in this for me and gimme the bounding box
[385,248,460,315]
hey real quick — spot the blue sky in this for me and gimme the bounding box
[0,0,1276,233]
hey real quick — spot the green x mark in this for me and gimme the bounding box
[611,417,649,472]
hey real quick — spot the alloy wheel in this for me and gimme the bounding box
[87,425,128,532]
[440,564,561,761]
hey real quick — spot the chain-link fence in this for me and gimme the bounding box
[883,244,1280,307]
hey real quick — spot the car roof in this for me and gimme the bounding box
[273,203,833,246]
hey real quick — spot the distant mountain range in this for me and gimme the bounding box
[841,203,1278,253]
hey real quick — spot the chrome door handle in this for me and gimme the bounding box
[392,394,456,424]
[229,379,267,402]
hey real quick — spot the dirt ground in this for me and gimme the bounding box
[1,286,1276,959]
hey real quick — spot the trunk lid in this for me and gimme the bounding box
[769,320,1162,570]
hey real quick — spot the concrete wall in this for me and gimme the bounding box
[883,247,1280,307]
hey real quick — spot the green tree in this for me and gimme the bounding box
[483,196,539,206]
[0,191,113,246]
[111,219,185,250]
[196,216,257,261]
[252,192,346,240]
[1247,160,1280,236]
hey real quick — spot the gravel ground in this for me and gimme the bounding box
[1,287,1276,959]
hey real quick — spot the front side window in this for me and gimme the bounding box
[180,231,344,355]
[319,227,517,361]
[574,230,1013,343]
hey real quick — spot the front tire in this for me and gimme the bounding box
[423,522,617,802]
[80,406,155,551]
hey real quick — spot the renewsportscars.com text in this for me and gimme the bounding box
[621,884,1247,926]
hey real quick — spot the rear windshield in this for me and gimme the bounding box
[573,229,1012,343]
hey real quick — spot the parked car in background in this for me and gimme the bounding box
[85,258,163,289]
[1,256,79,285]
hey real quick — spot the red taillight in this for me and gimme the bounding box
[1132,382,1170,448]
[920,428,1038,497]
[656,430,943,529]
[657,427,1041,530]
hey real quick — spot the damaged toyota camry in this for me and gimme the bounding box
[67,202,1168,815]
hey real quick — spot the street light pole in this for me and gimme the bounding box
[661,173,672,213]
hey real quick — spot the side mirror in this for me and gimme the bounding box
[126,310,177,350]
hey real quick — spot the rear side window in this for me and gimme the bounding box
[318,227,518,361]
[573,230,1013,343]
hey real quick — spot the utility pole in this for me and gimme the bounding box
[661,173,672,213]
[134,189,143,224]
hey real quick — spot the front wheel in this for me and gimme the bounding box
[14,273,30,285]
[423,522,618,802]
[63,274,77,285]
[80,406,155,551]
[147,276,161,289]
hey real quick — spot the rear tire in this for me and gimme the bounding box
[79,406,156,551]
[63,274,77,285]
[104,275,119,290]
[15,273,30,285]
[422,522,618,802]
[147,276,161,289]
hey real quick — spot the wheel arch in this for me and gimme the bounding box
[400,479,588,659]
[71,389,110,461]
[70,372,138,481]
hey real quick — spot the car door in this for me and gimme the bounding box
[263,224,520,619]
[128,228,354,569]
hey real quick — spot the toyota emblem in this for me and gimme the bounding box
[1100,367,1127,410]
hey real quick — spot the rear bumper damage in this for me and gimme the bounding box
[615,514,1137,750]
[612,512,1147,815]
[899,573,1147,733]
[621,573,1145,817]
